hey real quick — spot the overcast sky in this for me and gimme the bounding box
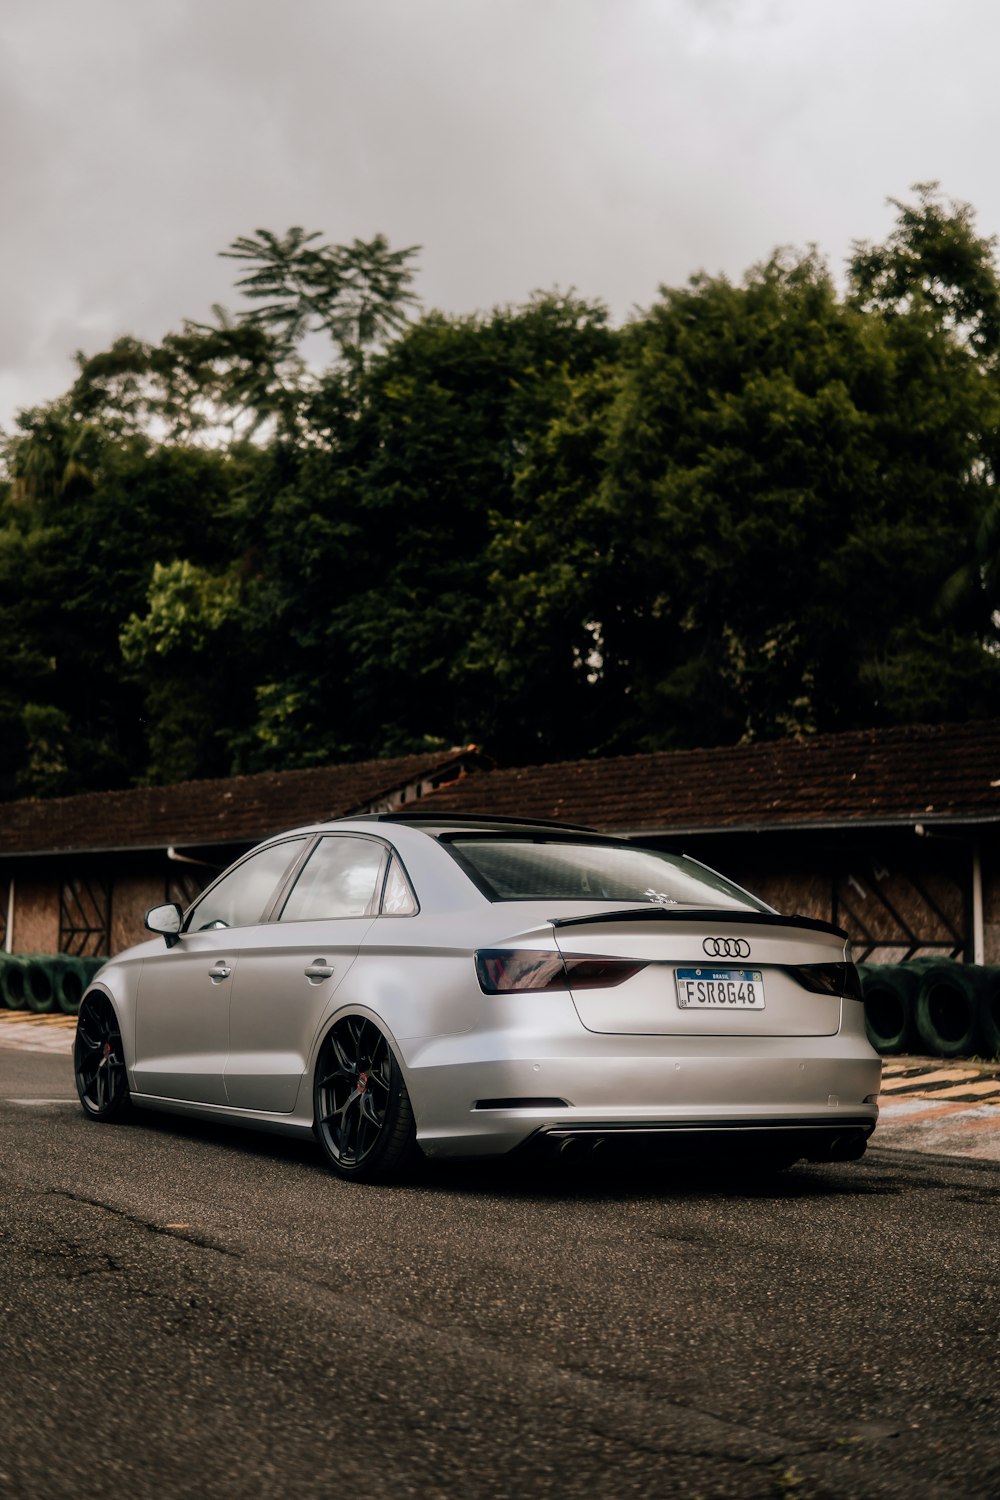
[3,0,1000,432]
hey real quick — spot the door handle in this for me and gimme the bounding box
[304,960,334,983]
[208,961,231,982]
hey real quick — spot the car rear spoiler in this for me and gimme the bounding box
[549,907,849,940]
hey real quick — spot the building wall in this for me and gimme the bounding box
[2,853,221,959]
[834,865,965,964]
[730,870,831,925]
[727,845,1000,966]
[110,873,168,954]
[656,828,981,965]
[3,831,998,964]
[11,876,60,954]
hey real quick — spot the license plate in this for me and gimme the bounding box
[675,967,765,1010]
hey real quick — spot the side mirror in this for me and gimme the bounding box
[145,902,184,948]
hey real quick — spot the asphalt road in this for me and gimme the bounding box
[1,1050,997,1500]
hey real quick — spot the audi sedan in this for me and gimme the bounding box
[74,814,881,1180]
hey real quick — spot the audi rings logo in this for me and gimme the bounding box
[702,936,751,959]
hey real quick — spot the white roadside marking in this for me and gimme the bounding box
[880,1068,981,1090]
[0,1019,75,1054]
[0,1038,74,1055]
[6,1098,76,1106]
[875,1101,1000,1162]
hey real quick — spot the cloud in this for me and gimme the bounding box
[2,0,1000,429]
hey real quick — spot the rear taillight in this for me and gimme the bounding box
[562,956,648,989]
[476,951,565,993]
[789,963,863,1002]
[475,950,647,994]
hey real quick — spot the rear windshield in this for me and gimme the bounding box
[444,837,768,910]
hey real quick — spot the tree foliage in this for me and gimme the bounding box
[1,192,999,799]
[850,182,1000,360]
[222,228,421,371]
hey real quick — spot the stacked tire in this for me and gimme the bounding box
[0,954,29,1010]
[860,960,1000,1059]
[0,953,105,1015]
[857,963,920,1055]
[50,956,97,1015]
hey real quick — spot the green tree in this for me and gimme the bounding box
[5,201,1000,800]
[222,228,421,374]
[0,406,262,793]
[216,293,616,769]
[69,320,305,444]
[850,182,1000,360]
[0,227,424,792]
[474,244,1000,753]
[68,228,422,445]
[851,183,1000,697]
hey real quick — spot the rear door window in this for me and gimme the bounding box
[277,836,386,921]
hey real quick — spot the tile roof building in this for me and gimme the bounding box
[0,722,997,964]
[410,721,1000,965]
[0,748,485,957]
[0,748,488,858]
[409,721,1000,835]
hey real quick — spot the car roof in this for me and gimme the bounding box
[349,811,602,835]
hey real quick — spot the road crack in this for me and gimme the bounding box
[32,1237,125,1280]
[47,1188,243,1260]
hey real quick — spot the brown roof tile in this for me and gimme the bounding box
[3,723,998,858]
[0,749,484,856]
[409,722,1000,833]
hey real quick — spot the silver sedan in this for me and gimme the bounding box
[74,814,881,1180]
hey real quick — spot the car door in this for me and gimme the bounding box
[224,834,388,1112]
[132,837,308,1104]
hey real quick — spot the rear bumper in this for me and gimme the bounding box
[403,1029,882,1157]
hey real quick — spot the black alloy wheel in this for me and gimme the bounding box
[74,992,131,1120]
[314,1015,417,1182]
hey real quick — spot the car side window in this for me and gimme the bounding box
[186,838,307,932]
[277,836,386,922]
[381,856,418,916]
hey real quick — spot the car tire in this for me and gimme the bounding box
[74,992,131,1120]
[314,1015,418,1182]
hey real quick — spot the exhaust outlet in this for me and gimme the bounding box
[806,1131,869,1163]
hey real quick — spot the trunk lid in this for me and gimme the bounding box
[551,907,847,1037]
